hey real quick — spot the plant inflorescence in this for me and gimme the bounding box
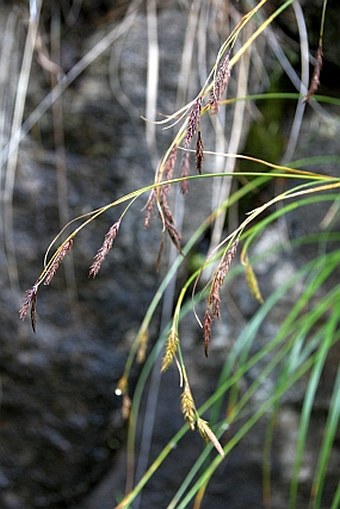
[14,0,340,507]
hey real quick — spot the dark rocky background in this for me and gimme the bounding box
[0,1,339,508]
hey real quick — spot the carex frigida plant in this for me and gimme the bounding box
[17,1,339,508]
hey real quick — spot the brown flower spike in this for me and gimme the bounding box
[19,285,38,332]
[44,238,74,286]
[210,49,231,114]
[180,151,190,195]
[144,189,156,229]
[209,239,239,319]
[161,145,178,197]
[19,238,74,331]
[203,309,213,358]
[180,96,203,194]
[89,221,121,278]
[203,240,239,356]
[195,130,204,174]
[159,198,182,252]
[184,96,202,148]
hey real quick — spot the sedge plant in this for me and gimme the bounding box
[5,0,339,507]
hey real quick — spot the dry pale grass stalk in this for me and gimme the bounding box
[89,220,121,278]
[44,238,74,285]
[181,384,196,430]
[161,329,179,373]
[197,417,225,457]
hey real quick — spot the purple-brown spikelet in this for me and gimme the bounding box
[144,189,156,229]
[203,309,212,357]
[304,46,323,103]
[19,284,38,332]
[210,49,231,114]
[180,151,190,195]
[209,240,239,318]
[145,146,178,229]
[209,284,221,320]
[89,221,121,278]
[161,145,178,196]
[203,240,238,355]
[184,96,202,148]
[160,198,182,252]
[44,238,74,286]
[195,130,204,174]
[153,150,182,252]
[179,96,203,195]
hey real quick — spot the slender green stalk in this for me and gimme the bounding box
[289,311,340,509]
[311,368,340,509]
[13,2,338,507]
[330,483,340,509]
[176,357,316,509]
[114,248,340,508]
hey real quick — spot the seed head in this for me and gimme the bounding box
[243,255,264,304]
[184,96,202,148]
[197,418,225,457]
[203,309,212,357]
[161,145,178,198]
[159,198,182,252]
[89,221,121,278]
[144,190,156,229]
[44,238,74,285]
[208,240,239,318]
[195,130,204,174]
[19,284,38,332]
[210,49,231,113]
[161,329,179,373]
[181,385,197,430]
[180,151,190,195]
